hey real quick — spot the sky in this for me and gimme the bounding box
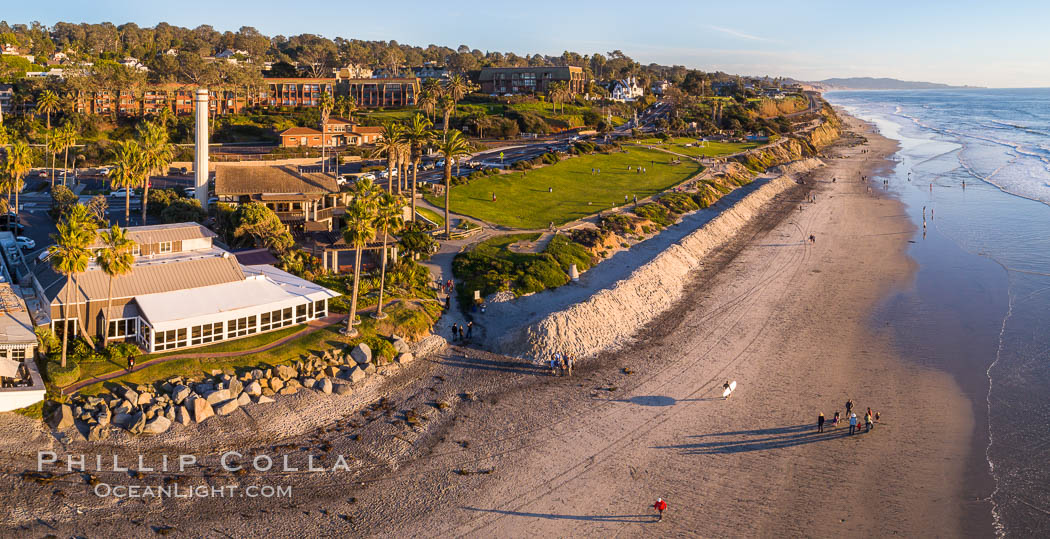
[5,0,1050,87]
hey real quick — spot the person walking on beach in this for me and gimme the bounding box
[653,498,667,522]
[566,355,574,376]
[444,296,451,311]
[466,321,473,339]
[451,323,460,341]
[818,412,825,433]
[865,412,874,432]
[723,380,733,400]
[833,411,840,428]
[845,399,854,417]
[549,354,559,376]
[849,412,858,435]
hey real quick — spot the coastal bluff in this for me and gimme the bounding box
[495,159,821,362]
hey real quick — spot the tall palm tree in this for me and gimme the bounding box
[440,74,477,135]
[395,137,411,193]
[438,93,455,137]
[109,140,142,226]
[2,140,31,217]
[319,91,334,176]
[372,192,404,319]
[49,205,95,367]
[58,122,77,187]
[436,130,472,239]
[137,121,174,225]
[46,129,61,189]
[418,78,441,121]
[342,198,376,336]
[37,90,60,129]
[371,123,403,193]
[95,225,136,347]
[404,114,434,222]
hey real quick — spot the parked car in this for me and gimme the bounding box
[184,187,196,198]
[359,172,377,181]
[109,188,131,198]
[37,250,50,264]
[421,163,436,171]
[15,236,34,250]
[1,222,25,234]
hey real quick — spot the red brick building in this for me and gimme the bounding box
[478,66,585,95]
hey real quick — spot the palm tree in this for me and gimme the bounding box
[95,225,136,347]
[372,192,404,319]
[335,94,357,122]
[46,129,61,189]
[403,114,434,222]
[342,198,376,336]
[37,90,60,129]
[371,123,403,193]
[436,130,472,239]
[395,136,411,193]
[49,205,95,367]
[58,123,77,187]
[319,91,334,176]
[438,93,455,137]
[109,140,142,226]
[418,78,441,121]
[137,121,174,225]
[2,140,31,217]
[440,73,478,134]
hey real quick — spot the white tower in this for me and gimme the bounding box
[193,89,209,208]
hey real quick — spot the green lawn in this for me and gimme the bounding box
[633,138,761,158]
[425,147,702,229]
[416,206,445,227]
[356,108,418,123]
[77,326,348,396]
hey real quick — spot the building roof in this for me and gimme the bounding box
[135,264,338,331]
[352,126,384,135]
[279,127,322,137]
[233,248,280,266]
[86,223,216,250]
[0,283,36,345]
[477,66,582,81]
[47,252,246,306]
[327,117,354,125]
[214,165,339,196]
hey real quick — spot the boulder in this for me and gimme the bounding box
[227,378,244,397]
[48,404,75,430]
[204,389,230,405]
[236,392,251,406]
[96,406,111,428]
[214,399,240,416]
[363,362,377,375]
[112,412,134,429]
[188,397,214,423]
[128,411,146,435]
[143,416,171,435]
[275,365,296,380]
[350,343,372,365]
[261,388,275,397]
[245,381,262,397]
[285,379,301,390]
[318,378,333,394]
[250,368,264,380]
[136,392,154,406]
[85,396,103,407]
[194,382,215,395]
[278,386,298,395]
[397,353,415,365]
[87,423,109,442]
[392,337,410,355]
[333,383,352,396]
[164,406,176,423]
[347,367,366,384]
[301,377,316,390]
[254,395,275,404]
[174,406,190,426]
[121,387,139,404]
[171,385,192,404]
[323,366,339,378]
[269,378,284,392]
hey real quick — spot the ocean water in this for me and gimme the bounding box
[827,89,1050,537]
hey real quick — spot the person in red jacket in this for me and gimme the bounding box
[653,497,667,521]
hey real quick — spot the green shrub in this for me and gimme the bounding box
[544,234,594,272]
[599,214,636,235]
[46,360,81,387]
[633,203,675,227]
[658,192,700,214]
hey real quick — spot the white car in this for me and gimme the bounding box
[360,172,377,181]
[16,236,35,250]
[109,188,131,198]
[184,187,196,197]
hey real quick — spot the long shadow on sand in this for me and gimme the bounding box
[463,507,655,523]
[434,354,550,376]
[618,395,724,406]
[655,423,866,454]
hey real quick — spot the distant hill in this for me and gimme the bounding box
[814,77,973,90]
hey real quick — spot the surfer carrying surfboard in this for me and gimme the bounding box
[722,380,736,400]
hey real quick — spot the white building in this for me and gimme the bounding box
[118,57,149,72]
[39,223,339,354]
[0,232,44,412]
[610,77,644,101]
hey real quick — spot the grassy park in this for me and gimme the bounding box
[632,138,761,158]
[426,147,702,228]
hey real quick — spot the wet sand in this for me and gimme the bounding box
[1,114,980,537]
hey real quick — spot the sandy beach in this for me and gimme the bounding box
[0,113,984,537]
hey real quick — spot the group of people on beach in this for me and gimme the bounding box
[450,321,473,341]
[818,399,880,435]
[548,352,576,376]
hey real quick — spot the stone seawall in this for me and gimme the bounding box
[496,160,821,362]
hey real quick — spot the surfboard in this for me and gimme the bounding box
[722,381,737,398]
